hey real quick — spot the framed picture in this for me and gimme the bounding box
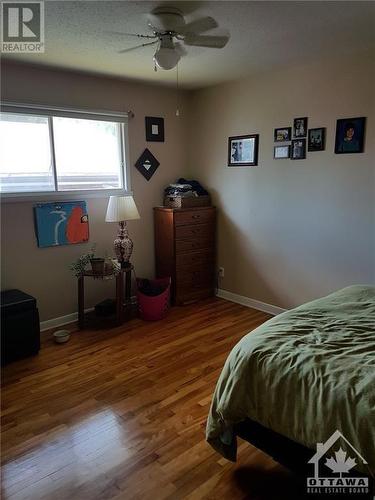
[274,127,291,142]
[145,116,164,142]
[34,201,89,248]
[274,145,290,159]
[308,128,326,152]
[291,139,306,160]
[228,134,259,166]
[293,117,308,138]
[334,117,366,154]
[135,148,160,181]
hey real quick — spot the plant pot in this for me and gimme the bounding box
[90,258,105,275]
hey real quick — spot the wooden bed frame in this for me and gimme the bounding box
[234,418,374,492]
[234,418,313,476]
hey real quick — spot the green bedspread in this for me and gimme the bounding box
[206,285,375,474]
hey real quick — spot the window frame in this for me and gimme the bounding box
[0,102,131,203]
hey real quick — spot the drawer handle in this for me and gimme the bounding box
[192,215,201,219]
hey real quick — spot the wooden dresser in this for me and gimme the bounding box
[154,206,216,305]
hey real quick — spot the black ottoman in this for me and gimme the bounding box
[1,289,40,365]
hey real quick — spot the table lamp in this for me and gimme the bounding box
[105,195,140,267]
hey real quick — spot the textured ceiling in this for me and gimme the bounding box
[3,1,375,89]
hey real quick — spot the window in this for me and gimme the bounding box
[0,113,54,193]
[0,105,129,198]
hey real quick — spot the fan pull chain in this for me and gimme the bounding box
[176,63,180,117]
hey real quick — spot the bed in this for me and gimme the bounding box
[206,285,375,475]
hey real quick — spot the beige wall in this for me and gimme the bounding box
[2,51,374,319]
[188,50,375,308]
[1,62,189,321]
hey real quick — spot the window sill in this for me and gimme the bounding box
[0,188,131,203]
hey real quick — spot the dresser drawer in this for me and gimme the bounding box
[174,209,215,227]
[175,223,214,241]
[176,287,214,305]
[176,251,213,268]
[176,268,214,286]
[175,238,213,253]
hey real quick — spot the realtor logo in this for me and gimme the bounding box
[307,430,370,496]
[1,1,45,53]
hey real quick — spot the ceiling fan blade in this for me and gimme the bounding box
[183,34,229,48]
[118,40,158,54]
[106,31,157,40]
[178,17,218,35]
[174,41,187,57]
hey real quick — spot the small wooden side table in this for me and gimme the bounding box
[77,266,133,329]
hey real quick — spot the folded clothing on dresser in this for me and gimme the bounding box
[164,183,195,198]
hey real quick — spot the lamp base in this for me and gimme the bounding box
[114,221,133,266]
[120,261,132,269]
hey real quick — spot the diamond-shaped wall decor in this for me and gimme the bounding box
[134,148,160,181]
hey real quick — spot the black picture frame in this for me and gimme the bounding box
[308,128,326,152]
[274,127,291,142]
[135,148,160,181]
[293,117,308,138]
[334,117,366,154]
[228,134,259,166]
[145,116,164,142]
[291,139,306,160]
[274,145,290,159]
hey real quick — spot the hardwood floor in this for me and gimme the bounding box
[1,298,301,500]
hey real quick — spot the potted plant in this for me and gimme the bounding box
[70,246,121,278]
[69,244,96,277]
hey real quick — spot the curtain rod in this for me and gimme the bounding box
[1,101,134,119]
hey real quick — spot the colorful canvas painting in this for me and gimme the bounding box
[34,201,89,248]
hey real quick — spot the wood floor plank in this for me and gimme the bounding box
[1,298,299,499]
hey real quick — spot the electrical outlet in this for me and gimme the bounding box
[218,267,225,278]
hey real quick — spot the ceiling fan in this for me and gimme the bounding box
[110,6,230,71]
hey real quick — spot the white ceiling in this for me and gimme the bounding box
[3,1,375,89]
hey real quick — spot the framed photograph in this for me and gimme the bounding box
[274,127,291,142]
[308,128,326,152]
[293,117,308,138]
[274,145,290,159]
[334,117,366,154]
[145,116,164,142]
[291,139,306,160]
[228,134,259,166]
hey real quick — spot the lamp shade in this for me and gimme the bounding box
[105,195,140,222]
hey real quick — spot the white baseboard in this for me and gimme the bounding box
[40,295,138,332]
[40,308,94,332]
[40,292,284,331]
[216,288,286,316]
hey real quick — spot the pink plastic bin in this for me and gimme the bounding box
[136,277,171,321]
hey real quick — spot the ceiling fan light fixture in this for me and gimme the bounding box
[153,46,180,70]
[113,9,230,71]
